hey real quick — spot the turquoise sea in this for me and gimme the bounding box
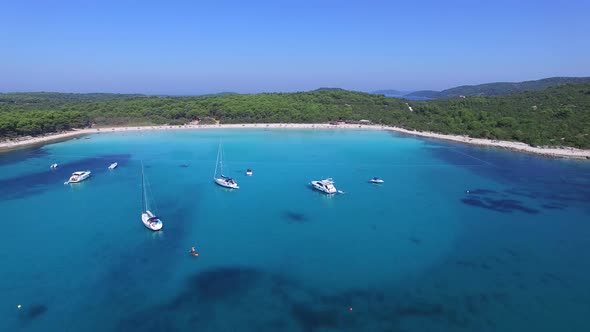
[1,129,589,331]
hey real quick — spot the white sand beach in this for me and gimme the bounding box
[1,123,589,159]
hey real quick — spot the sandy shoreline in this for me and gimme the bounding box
[1,123,589,159]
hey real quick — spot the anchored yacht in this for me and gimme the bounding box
[108,162,118,170]
[141,163,163,231]
[213,142,239,189]
[142,210,163,231]
[65,171,91,184]
[311,178,338,194]
[370,177,384,184]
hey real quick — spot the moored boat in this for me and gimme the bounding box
[141,163,163,231]
[370,177,384,184]
[213,142,239,189]
[65,171,91,184]
[311,178,338,194]
[108,162,118,170]
[142,210,163,231]
[246,168,253,176]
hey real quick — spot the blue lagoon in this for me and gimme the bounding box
[1,129,589,331]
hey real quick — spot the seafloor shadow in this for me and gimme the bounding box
[462,188,539,214]
[115,262,534,332]
[424,142,590,211]
[0,147,49,166]
[282,211,311,224]
[0,153,131,200]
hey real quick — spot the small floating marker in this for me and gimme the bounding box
[17,304,21,309]
[466,190,470,194]
[349,307,352,311]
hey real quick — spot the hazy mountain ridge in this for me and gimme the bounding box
[403,77,590,99]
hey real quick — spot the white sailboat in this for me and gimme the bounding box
[141,164,163,231]
[213,142,239,189]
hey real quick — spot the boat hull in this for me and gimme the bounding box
[311,181,337,194]
[214,178,239,189]
[142,211,163,231]
[67,171,91,184]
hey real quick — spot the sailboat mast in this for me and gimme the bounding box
[220,144,224,176]
[214,142,220,178]
[141,162,147,212]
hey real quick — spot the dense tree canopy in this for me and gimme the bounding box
[1,84,589,148]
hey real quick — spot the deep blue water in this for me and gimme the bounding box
[1,129,589,331]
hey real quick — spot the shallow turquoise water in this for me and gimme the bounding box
[1,129,589,331]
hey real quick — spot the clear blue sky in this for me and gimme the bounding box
[1,0,589,94]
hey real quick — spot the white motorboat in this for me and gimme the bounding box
[311,178,338,194]
[213,142,239,189]
[141,163,163,231]
[65,171,91,184]
[370,177,384,184]
[50,163,58,169]
[246,168,253,176]
[108,162,118,170]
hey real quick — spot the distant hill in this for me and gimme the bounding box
[1,84,590,148]
[313,87,347,92]
[403,90,439,99]
[404,77,590,99]
[372,89,410,98]
[0,92,145,104]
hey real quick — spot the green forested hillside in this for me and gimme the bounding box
[406,77,590,99]
[0,92,144,104]
[1,84,589,148]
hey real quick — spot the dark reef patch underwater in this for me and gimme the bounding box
[19,304,48,323]
[0,153,131,200]
[282,211,310,224]
[113,264,530,331]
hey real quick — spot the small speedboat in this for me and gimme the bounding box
[311,178,338,194]
[65,171,91,184]
[246,168,253,176]
[50,163,58,169]
[142,210,163,231]
[108,162,118,170]
[370,177,384,184]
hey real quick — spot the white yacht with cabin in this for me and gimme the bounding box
[65,171,91,184]
[311,178,338,194]
[108,162,118,170]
